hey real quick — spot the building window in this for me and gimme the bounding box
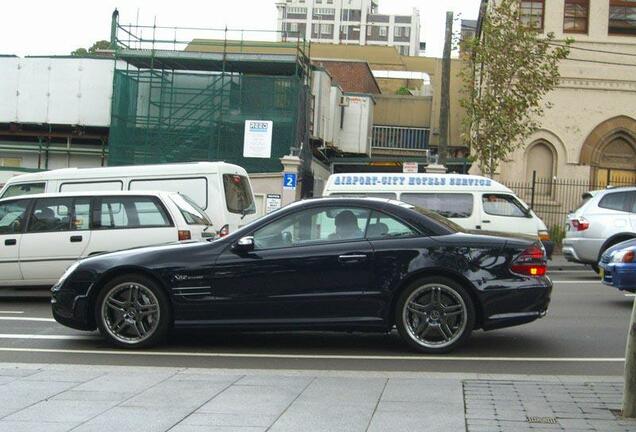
[520,0,545,31]
[379,26,388,37]
[394,26,410,38]
[564,0,589,33]
[609,0,636,35]
[398,45,410,55]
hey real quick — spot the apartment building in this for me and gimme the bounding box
[275,0,421,56]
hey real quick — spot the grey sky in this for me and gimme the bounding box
[1,1,481,58]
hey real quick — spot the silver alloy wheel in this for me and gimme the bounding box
[402,282,468,349]
[101,282,160,345]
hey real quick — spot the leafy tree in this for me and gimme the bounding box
[71,40,112,57]
[396,86,412,96]
[460,0,572,177]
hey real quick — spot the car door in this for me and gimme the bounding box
[19,196,92,284]
[0,199,30,283]
[209,205,375,323]
[480,193,536,235]
[86,195,177,255]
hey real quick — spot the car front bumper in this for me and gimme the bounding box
[599,262,636,292]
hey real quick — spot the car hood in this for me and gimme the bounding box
[603,238,636,259]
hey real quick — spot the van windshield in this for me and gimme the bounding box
[1,182,45,199]
[223,174,256,215]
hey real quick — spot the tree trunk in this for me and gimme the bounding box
[624,298,636,418]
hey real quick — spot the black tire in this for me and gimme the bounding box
[95,274,171,348]
[395,276,475,354]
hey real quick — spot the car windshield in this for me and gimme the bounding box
[171,194,211,226]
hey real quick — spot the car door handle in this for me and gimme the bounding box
[482,220,491,223]
[4,239,16,246]
[70,235,83,243]
[338,254,367,263]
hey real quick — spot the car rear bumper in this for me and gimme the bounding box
[599,262,636,292]
[562,238,603,264]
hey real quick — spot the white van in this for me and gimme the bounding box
[0,191,212,287]
[0,162,256,236]
[323,173,553,255]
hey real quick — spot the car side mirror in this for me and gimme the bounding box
[232,236,255,252]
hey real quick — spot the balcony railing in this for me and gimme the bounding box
[372,126,430,150]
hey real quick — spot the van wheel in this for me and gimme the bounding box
[396,277,475,354]
[95,274,171,348]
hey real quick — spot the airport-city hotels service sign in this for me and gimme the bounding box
[243,120,273,158]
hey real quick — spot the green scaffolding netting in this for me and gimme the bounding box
[108,69,305,172]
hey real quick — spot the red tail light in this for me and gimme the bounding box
[218,224,230,238]
[511,243,547,277]
[178,230,191,241]
[570,217,589,231]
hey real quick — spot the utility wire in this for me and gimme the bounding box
[548,42,636,57]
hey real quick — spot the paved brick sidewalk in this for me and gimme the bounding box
[465,380,634,432]
[0,363,631,432]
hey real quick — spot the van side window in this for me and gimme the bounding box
[1,183,45,199]
[59,181,123,193]
[0,200,29,234]
[401,193,473,218]
[96,197,172,230]
[28,197,75,233]
[482,194,527,217]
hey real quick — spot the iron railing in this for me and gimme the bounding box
[372,126,430,151]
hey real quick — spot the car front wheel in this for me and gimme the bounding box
[396,277,475,354]
[96,274,171,348]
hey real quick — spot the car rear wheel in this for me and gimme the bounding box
[96,274,171,348]
[396,277,475,354]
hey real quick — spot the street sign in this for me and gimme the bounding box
[265,194,282,213]
[403,162,418,173]
[283,173,297,190]
[243,120,273,158]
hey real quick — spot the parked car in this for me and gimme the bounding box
[598,238,636,292]
[562,187,636,271]
[52,197,552,353]
[0,191,212,288]
[0,162,256,236]
[322,173,554,258]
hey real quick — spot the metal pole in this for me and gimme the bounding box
[624,298,636,418]
[438,11,453,167]
[531,170,536,210]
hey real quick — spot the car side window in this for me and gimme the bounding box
[96,197,171,230]
[482,194,527,217]
[365,211,417,240]
[0,200,29,235]
[598,192,629,212]
[629,192,636,214]
[27,197,75,233]
[253,207,370,249]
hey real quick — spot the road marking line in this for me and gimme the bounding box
[552,281,600,284]
[624,293,636,297]
[0,311,24,314]
[0,334,98,340]
[0,346,624,362]
[0,317,55,322]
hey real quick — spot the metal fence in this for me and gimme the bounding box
[371,126,430,151]
[503,173,635,245]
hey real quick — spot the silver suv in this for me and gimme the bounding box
[562,187,636,270]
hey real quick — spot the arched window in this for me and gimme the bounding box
[527,142,555,195]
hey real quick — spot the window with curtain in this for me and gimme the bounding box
[609,0,636,35]
[520,0,545,31]
[564,0,589,33]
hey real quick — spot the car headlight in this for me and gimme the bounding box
[57,261,81,285]
[611,250,635,264]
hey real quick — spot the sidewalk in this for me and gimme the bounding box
[0,363,632,432]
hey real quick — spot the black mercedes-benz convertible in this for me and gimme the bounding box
[52,198,552,353]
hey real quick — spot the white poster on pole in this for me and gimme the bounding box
[243,120,273,158]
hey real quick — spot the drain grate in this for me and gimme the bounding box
[526,416,558,424]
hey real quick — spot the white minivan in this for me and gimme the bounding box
[323,173,553,256]
[0,191,212,287]
[0,162,256,236]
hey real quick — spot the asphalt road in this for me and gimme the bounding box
[0,268,632,376]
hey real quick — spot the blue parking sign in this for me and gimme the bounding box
[283,173,297,190]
